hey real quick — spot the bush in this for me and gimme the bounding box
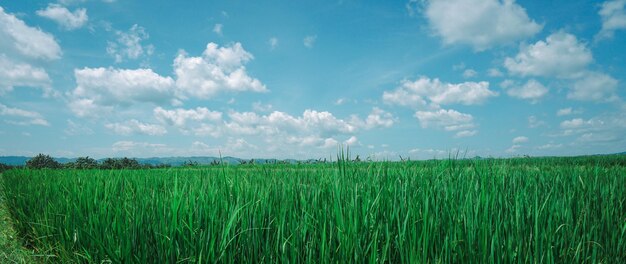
[25,154,61,169]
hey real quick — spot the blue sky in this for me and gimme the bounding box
[0,0,625,159]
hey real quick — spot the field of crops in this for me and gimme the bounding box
[1,156,626,263]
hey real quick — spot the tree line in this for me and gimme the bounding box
[0,154,172,172]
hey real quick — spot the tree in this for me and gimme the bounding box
[74,156,98,169]
[26,154,61,169]
[100,157,141,169]
[100,158,119,169]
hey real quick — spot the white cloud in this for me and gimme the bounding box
[154,106,222,127]
[65,120,93,135]
[106,24,153,63]
[304,35,317,48]
[488,68,504,77]
[409,148,449,158]
[560,118,585,129]
[528,115,545,128]
[383,76,498,108]
[503,79,548,102]
[0,7,62,60]
[0,9,59,97]
[462,69,477,78]
[504,32,592,78]
[269,37,278,49]
[58,0,86,4]
[174,42,267,99]
[224,108,391,146]
[69,67,175,117]
[537,143,562,150]
[568,71,619,102]
[0,103,49,126]
[36,4,88,30]
[506,144,522,153]
[455,130,477,138]
[105,119,167,136]
[213,23,223,35]
[556,108,572,116]
[557,113,626,145]
[112,141,168,153]
[414,109,477,137]
[421,0,542,51]
[361,107,396,129]
[596,0,626,40]
[512,136,529,144]
[154,106,392,143]
[344,136,359,146]
[252,102,273,112]
[0,55,54,96]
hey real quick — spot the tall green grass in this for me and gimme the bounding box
[1,156,625,263]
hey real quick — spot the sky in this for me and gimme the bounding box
[0,0,625,160]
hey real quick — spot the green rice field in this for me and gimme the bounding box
[1,155,626,263]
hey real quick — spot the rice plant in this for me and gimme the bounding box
[1,156,625,263]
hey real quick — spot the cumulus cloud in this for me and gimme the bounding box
[558,113,626,145]
[502,79,548,102]
[105,119,167,136]
[568,71,619,102]
[505,144,522,153]
[556,107,582,116]
[112,141,168,154]
[69,67,175,117]
[512,136,529,144]
[414,109,477,137]
[154,107,222,127]
[153,106,393,150]
[0,7,62,60]
[462,69,477,78]
[174,42,267,99]
[596,0,626,40]
[361,107,396,129]
[409,148,449,159]
[528,115,546,128]
[421,0,542,51]
[0,55,54,96]
[0,103,49,126]
[227,110,358,137]
[504,32,592,78]
[252,102,273,112]
[505,31,620,102]
[488,68,504,77]
[537,143,563,150]
[36,4,88,30]
[223,109,389,149]
[107,24,154,63]
[383,76,498,108]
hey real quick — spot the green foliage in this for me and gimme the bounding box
[100,157,142,169]
[0,163,13,173]
[75,156,98,169]
[182,160,199,167]
[25,154,61,169]
[2,156,626,263]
